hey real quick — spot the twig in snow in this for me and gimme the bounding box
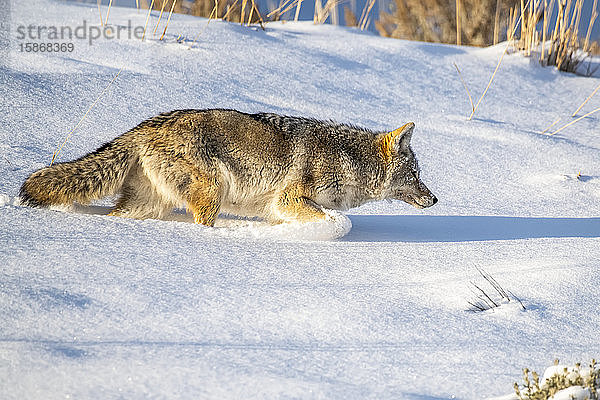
[466,267,526,312]
[453,62,474,114]
[572,81,600,117]
[547,106,600,136]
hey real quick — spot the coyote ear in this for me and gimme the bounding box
[389,122,414,151]
[380,122,414,162]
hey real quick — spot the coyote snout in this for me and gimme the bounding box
[400,183,438,209]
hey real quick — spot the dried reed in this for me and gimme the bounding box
[153,0,169,35]
[540,116,561,134]
[358,0,376,30]
[467,267,525,312]
[241,0,247,23]
[250,0,266,28]
[572,81,600,117]
[294,0,302,21]
[468,0,528,120]
[344,5,358,26]
[493,0,501,44]
[453,62,474,114]
[223,0,240,20]
[268,0,300,20]
[97,0,104,26]
[141,0,156,40]
[455,0,461,45]
[105,0,114,25]
[583,0,598,52]
[160,0,177,40]
[189,5,217,48]
[51,67,124,166]
[267,0,296,18]
[314,0,345,24]
[548,107,600,136]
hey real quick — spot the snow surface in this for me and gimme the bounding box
[1,1,600,399]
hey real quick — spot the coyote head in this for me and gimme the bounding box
[378,122,438,209]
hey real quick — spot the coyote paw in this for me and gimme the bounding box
[321,209,352,239]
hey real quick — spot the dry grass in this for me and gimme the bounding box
[94,0,600,49]
[539,81,600,136]
[376,0,519,46]
[466,1,526,120]
[547,106,600,135]
[97,0,104,26]
[461,0,598,121]
[572,81,600,116]
[294,0,303,20]
[160,0,177,40]
[584,0,599,51]
[468,42,512,120]
[142,0,156,40]
[453,62,474,114]
[456,0,461,45]
[141,0,263,26]
[356,0,374,29]
[105,0,114,25]
[268,0,301,20]
[372,0,599,64]
[344,5,358,26]
[539,116,561,134]
[152,0,169,35]
[313,0,345,24]
[511,0,599,75]
[506,0,600,136]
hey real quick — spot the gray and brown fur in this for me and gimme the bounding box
[20,109,437,226]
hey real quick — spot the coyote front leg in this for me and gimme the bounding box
[275,183,327,223]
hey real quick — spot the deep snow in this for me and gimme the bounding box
[1,1,600,399]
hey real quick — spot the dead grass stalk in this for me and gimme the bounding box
[51,67,124,166]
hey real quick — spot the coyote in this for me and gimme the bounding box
[20,109,437,225]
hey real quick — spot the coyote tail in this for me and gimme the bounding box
[20,137,134,208]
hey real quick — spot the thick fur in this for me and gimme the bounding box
[20,109,437,225]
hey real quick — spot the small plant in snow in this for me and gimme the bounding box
[466,267,525,312]
[514,359,600,400]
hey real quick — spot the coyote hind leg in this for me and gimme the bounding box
[109,166,170,219]
[186,175,222,227]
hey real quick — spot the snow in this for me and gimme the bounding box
[549,386,593,400]
[1,0,600,399]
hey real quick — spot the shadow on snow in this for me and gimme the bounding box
[342,215,600,243]
[65,203,600,242]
